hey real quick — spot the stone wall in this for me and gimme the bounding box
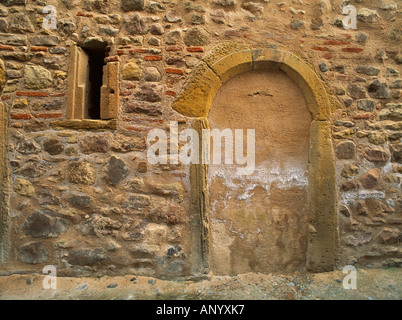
[0,0,400,278]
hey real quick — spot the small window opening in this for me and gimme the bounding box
[81,45,107,120]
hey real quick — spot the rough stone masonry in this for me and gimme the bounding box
[0,0,400,280]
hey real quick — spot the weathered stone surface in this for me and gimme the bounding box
[386,67,398,77]
[148,1,166,13]
[389,144,401,163]
[364,148,390,163]
[43,138,64,155]
[123,13,149,35]
[29,35,59,46]
[143,67,161,82]
[214,0,236,7]
[122,59,142,80]
[121,0,145,11]
[110,134,146,152]
[378,228,401,245]
[24,121,48,133]
[124,104,162,116]
[135,84,162,102]
[368,132,388,145]
[355,65,380,76]
[23,211,68,239]
[340,180,357,191]
[0,18,8,33]
[20,242,49,264]
[332,129,354,140]
[38,192,60,206]
[339,205,351,217]
[0,52,32,62]
[357,100,375,112]
[24,64,53,90]
[164,11,182,23]
[165,30,181,45]
[210,9,226,24]
[184,27,210,46]
[319,63,328,72]
[346,232,372,247]
[67,248,108,266]
[122,220,148,241]
[68,161,96,185]
[16,139,41,154]
[50,120,117,131]
[79,136,109,154]
[68,193,92,208]
[368,80,391,99]
[137,161,148,173]
[360,168,381,189]
[148,36,161,46]
[13,178,35,197]
[190,13,205,25]
[14,162,45,178]
[122,194,151,210]
[290,20,304,29]
[335,141,356,159]
[379,104,402,121]
[0,34,27,46]
[357,8,379,22]
[347,83,366,99]
[98,25,120,36]
[149,23,164,35]
[390,79,402,89]
[57,20,77,37]
[242,2,264,15]
[106,156,129,185]
[10,13,35,33]
[81,215,122,237]
[341,163,359,178]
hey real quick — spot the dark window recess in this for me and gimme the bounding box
[82,46,107,119]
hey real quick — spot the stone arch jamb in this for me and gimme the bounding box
[0,58,10,265]
[172,42,339,276]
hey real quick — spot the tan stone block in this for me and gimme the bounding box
[172,62,222,118]
[13,178,35,197]
[202,42,252,83]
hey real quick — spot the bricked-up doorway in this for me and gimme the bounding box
[172,43,338,277]
[208,70,311,275]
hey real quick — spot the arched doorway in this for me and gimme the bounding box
[172,42,338,276]
[208,69,311,275]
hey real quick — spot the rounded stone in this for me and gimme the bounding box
[122,59,142,80]
[24,63,53,90]
[13,178,35,197]
[43,138,64,155]
[106,156,129,186]
[150,23,164,35]
[143,67,161,82]
[121,0,145,12]
[184,27,210,46]
[23,211,68,239]
[20,242,49,264]
[335,141,356,159]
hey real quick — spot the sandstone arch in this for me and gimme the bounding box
[0,58,10,265]
[172,42,338,275]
